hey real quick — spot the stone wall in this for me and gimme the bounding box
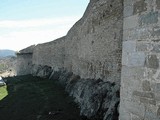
[16,0,123,119]
[64,0,123,83]
[31,37,65,77]
[16,0,160,119]
[28,0,123,84]
[32,37,65,68]
[120,0,160,120]
[16,45,35,75]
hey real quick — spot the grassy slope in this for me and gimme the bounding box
[0,75,82,120]
[0,86,8,100]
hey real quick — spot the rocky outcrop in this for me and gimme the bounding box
[33,68,120,120]
[32,64,52,78]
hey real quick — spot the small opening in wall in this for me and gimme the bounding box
[110,4,112,7]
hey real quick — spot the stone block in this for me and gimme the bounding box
[142,80,151,91]
[133,91,155,99]
[124,5,133,18]
[145,55,159,69]
[124,0,134,7]
[138,27,153,40]
[123,29,135,41]
[152,69,160,80]
[139,11,158,26]
[124,101,145,118]
[140,97,156,105]
[152,27,160,38]
[145,106,159,120]
[122,52,129,66]
[154,83,160,92]
[119,99,132,120]
[119,108,131,120]
[151,44,160,53]
[155,93,160,102]
[124,15,139,30]
[121,66,146,81]
[133,0,147,15]
[131,114,143,120]
[145,111,160,120]
[136,41,151,52]
[157,106,160,116]
[127,52,145,67]
[123,41,136,53]
[156,0,160,9]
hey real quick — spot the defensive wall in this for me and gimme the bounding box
[16,0,160,120]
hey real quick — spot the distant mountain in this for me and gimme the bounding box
[0,50,16,58]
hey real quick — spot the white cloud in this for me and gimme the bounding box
[0,16,79,28]
[0,16,81,51]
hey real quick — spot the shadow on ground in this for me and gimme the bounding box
[0,75,83,120]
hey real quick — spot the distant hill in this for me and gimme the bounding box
[0,56,17,77]
[0,50,16,58]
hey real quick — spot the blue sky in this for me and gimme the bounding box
[0,0,89,51]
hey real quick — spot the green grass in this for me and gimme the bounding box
[0,86,8,100]
[0,75,82,120]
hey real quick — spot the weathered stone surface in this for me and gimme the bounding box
[32,37,65,69]
[127,52,145,67]
[156,0,160,9]
[16,53,33,75]
[139,11,158,26]
[64,0,123,82]
[32,64,52,78]
[155,93,160,102]
[136,41,151,52]
[124,101,145,118]
[124,5,133,18]
[123,15,139,30]
[122,0,160,120]
[133,0,147,15]
[16,45,36,75]
[153,83,160,92]
[152,44,160,53]
[123,41,136,52]
[140,97,156,105]
[142,80,151,91]
[20,0,123,84]
[145,55,159,69]
[133,91,155,99]
[152,27,160,38]
[17,45,35,54]
[131,114,143,120]
[157,106,160,116]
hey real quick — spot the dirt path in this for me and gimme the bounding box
[0,75,83,120]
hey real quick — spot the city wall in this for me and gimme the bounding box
[17,0,160,120]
